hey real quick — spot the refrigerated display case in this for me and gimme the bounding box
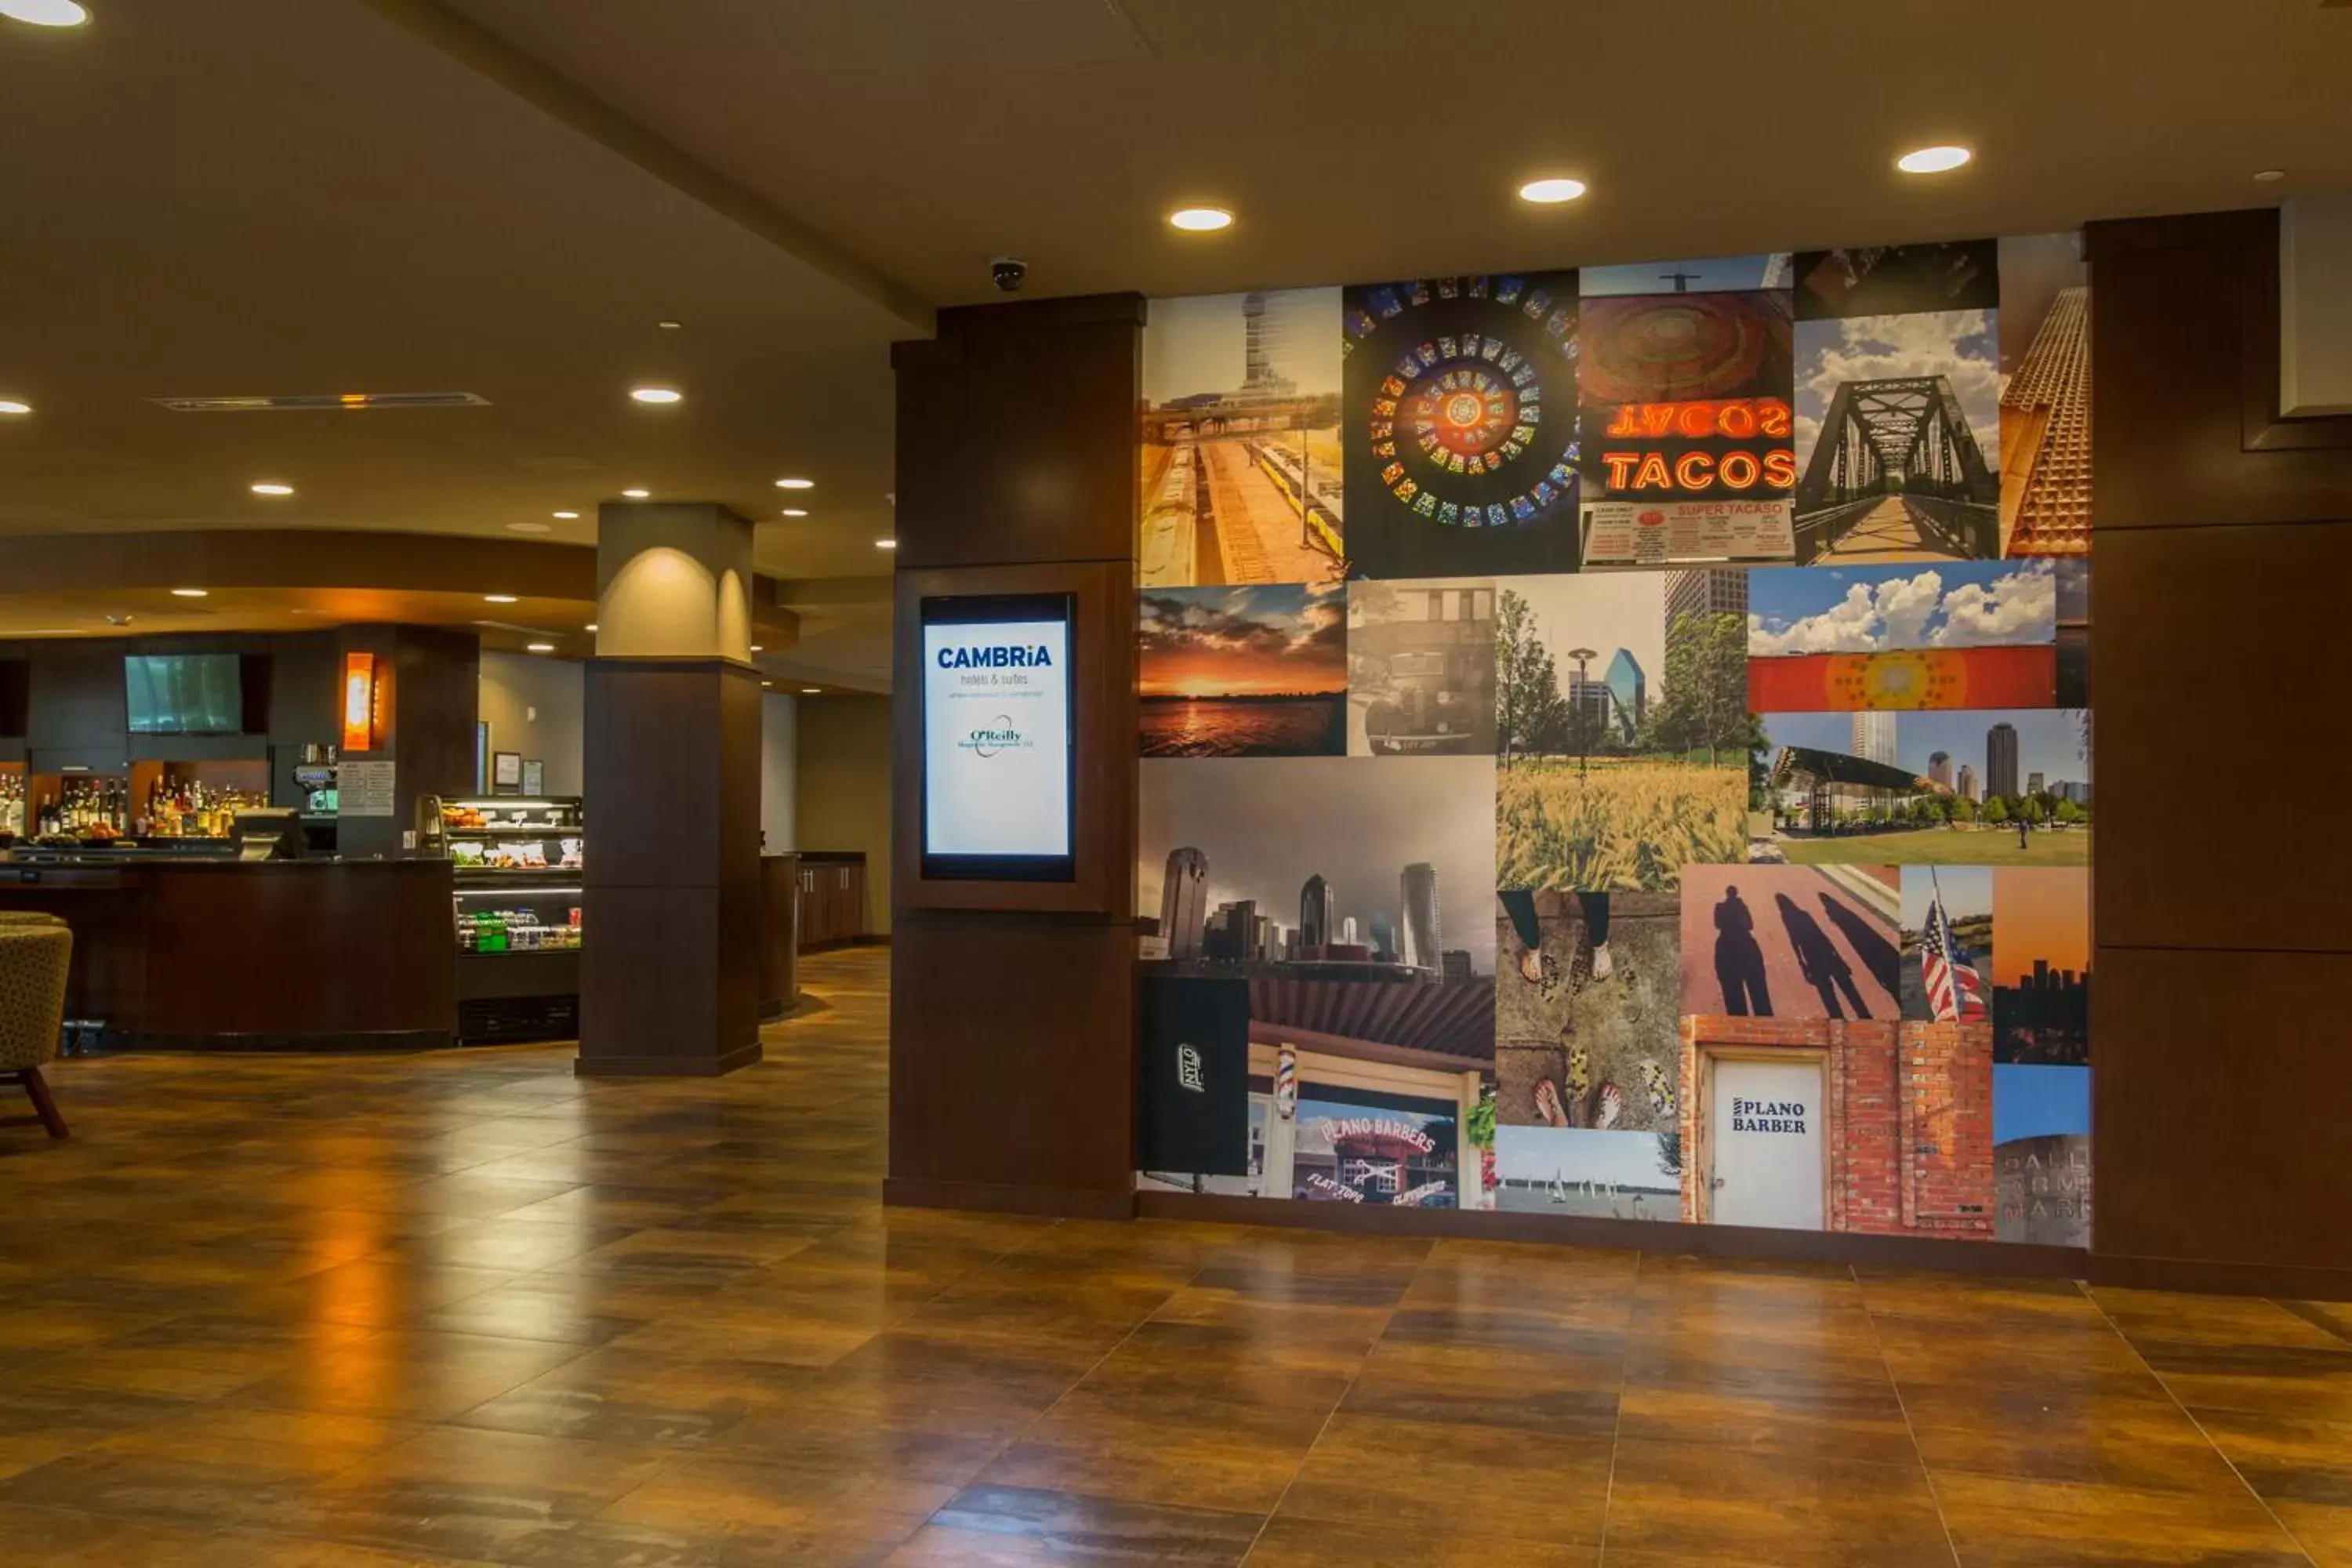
[423,795,583,1044]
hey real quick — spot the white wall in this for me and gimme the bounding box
[762,690,797,851]
[476,652,584,797]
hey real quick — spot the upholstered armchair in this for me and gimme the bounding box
[0,923,73,1139]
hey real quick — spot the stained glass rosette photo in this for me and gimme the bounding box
[1344,275,1580,530]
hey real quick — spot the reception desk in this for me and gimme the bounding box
[0,858,456,1050]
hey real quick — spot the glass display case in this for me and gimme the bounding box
[424,795,584,1044]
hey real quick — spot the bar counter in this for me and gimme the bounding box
[0,856,456,1050]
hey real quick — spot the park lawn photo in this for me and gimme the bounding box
[1773,822,2089,867]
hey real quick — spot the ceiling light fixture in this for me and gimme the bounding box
[657,319,684,331]
[1517,177,1588,204]
[775,477,814,490]
[779,508,808,517]
[250,481,295,496]
[527,643,556,653]
[1896,144,1973,175]
[1168,207,1233,232]
[170,588,209,598]
[749,644,764,652]
[584,623,598,633]
[874,537,898,550]
[0,399,31,416]
[484,594,518,604]
[629,385,683,405]
[760,680,773,688]
[2254,169,2287,183]
[0,1,91,27]
[552,510,579,519]
[800,687,822,695]
[506,521,552,534]
[621,488,650,499]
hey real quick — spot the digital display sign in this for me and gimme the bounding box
[920,593,1076,881]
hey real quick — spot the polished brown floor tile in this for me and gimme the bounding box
[1247,1514,1599,1566]
[6,949,2350,1568]
[1277,1412,1612,1546]
[889,1484,1262,1566]
[979,1386,1330,1515]
[1930,1470,2311,1566]
[1603,1436,1952,1564]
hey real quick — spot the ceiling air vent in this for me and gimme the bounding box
[148,392,492,412]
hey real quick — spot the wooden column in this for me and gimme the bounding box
[885,295,1144,1219]
[577,503,764,1078]
[2085,208,2352,1296]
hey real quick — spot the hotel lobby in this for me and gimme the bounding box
[3,2,2350,1564]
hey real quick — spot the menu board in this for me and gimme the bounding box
[1581,499,1796,568]
[339,759,396,818]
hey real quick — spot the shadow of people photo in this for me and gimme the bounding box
[1776,891,1870,1019]
[1711,884,1773,1017]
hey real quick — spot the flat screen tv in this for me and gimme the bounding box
[125,654,245,735]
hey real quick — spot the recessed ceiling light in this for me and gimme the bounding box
[2254,169,2287,183]
[506,521,552,534]
[749,644,764,652]
[0,399,31,416]
[874,537,898,550]
[775,477,814,490]
[630,385,683,405]
[584,623,598,633]
[779,508,808,517]
[552,510,580,519]
[0,1,91,27]
[657,319,684,331]
[621,488,650,499]
[1517,177,1588,204]
[800,687,822,695]
[170,588,209,598]
[527,643,556,653]
[484,593,518,604]
[760,680,773,688]
[1168,207,1233,232]
[250,481,294,496]
[1896,144,1973,175]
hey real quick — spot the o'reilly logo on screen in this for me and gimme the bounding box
[959,715,1032,757]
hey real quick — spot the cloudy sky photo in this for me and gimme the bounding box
[1748,561,2056,655]
[1791,309,2002,482]
[1138,584,1345,697]
[1140,755,1497,971]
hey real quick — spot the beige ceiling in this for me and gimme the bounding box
[2,0,2348,690]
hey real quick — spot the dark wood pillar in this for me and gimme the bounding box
[577,503,764,1077]
[885,295,1144,1219]
[2086,208,2352,1295]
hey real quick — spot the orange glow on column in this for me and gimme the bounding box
[341,652,377,752]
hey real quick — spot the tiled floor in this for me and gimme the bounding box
[2,949,2348,1566]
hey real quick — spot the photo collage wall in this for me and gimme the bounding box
[1135,236,2094,1246]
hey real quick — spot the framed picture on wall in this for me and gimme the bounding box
[522,759,544,797]
[492,750,522,793]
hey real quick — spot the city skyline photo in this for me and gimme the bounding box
[1140,754,1497,973]
[1762,706,2088,791]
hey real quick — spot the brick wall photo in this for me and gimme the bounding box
[1679,1013,1994,1238]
